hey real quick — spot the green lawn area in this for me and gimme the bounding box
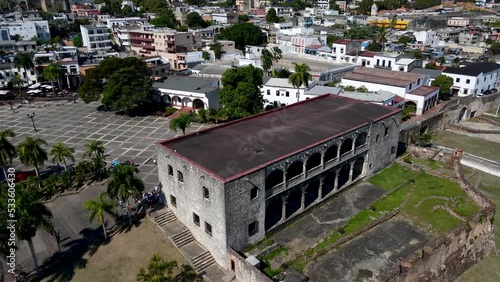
[482,114,500,123]
[283,164,479,274]
[434,131,500,163]
[457,173,500,282]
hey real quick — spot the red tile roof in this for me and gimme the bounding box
[408,86,439,97]
[346,50,376,57]
[335,39,355,45]
[305,44,322,49]
[394,96,405,103]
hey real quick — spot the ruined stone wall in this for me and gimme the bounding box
[228,248,274,282]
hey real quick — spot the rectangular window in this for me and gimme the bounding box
[276,90,279,96]
[251,187,258,200]
[466,79,470,84]
[168,165,173,176]
[205,222,212,236]
[286,91,289,97]
[193,213,200,226]
[267,89,270,95]
[456,78,460,83]
[463,89,468,94]
[203,187,209,199]
[385,127,389,136]
[248,221,258,237]
[177,171,184,182]
[170,195,177,208]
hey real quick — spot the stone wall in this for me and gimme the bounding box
[156,146,230,269]
[228,248,274,282]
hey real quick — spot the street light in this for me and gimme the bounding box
[27,112,37,131]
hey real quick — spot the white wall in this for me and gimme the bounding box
[443,70,499,97]
[2,21,50,40]
[340,79,407,96]
[261,85,306,106]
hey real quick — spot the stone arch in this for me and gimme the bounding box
[323,144,338,163]
[285,188,302,218]
[355,132,367,148]
[171,96,181,106]
[265,196,282,231]
[265,170,283,190]
[458,107,467,122]
[182,97,192,107]
[322,170,336,196]
[193,99,204,109]
[340,138,353,156]
[352,157,365,180]
[337,164,351,190]
[305,153,321,171]
[305,179,320,208]
[286,161,304,181]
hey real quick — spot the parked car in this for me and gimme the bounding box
[484,90,492,95]
[491,88,497,93]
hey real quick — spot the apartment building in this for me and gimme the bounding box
[0,20,50,41]
[443,62,500,97]
[34,46,81,89]
[80,24,112,52]
[447,17,470,27]
[106,17,148,29]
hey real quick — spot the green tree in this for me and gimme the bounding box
[59,170,73,190]
[271,46,283,63]
[13,52,35,84]
[101,66,154,114]
[169,113,192,135]
[10,34,21,41]
[202,50,211,61]
[217,23,266,51]
[288,63,312,102]
[73,34,83,47]
[176,25,188,32]
[50,142,75,171]
[344,25,377,40]
[356,86,369,92]
[210,41,223,60]
[398,36,413,45]
[373,27,388,47]
[136,253,178,282]
[327,35,341,46]
[42,62,62,95]
[83,139,105,159]
[425,62,438,70]
[431,75,453,99]
[10,74,24,94]
[219,65,264,119]
[412,49,423,59]
[186,12,208,28]
[75,160,92,185]
[261,49,274,75]
[329,0,340,10]
[78,68,103,103]
[238,14,250,23]
[17,137,48,176]
[84,192,116,240]
[150,8,179,28]
[0,185,54,276]
[266,7,279,23]
[0,129,16,180]
[273,68,292,78]
[107,164,144,225]
[437,56,446,66]
[489,42,500,55]
[43,174,60,197]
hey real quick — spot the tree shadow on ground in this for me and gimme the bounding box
[31,227,109,282]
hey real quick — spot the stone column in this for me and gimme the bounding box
[317,178,324,202]
[303,163,308,179]
[280,193,289,223]
[349,163,354,183]
[334,170,339,190]
[283,171,287,188]
[300,186,307,211]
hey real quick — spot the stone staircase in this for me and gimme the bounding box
[150,206,226,279]
[191,251,216,273]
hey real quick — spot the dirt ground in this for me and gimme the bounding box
[44,219,186,282]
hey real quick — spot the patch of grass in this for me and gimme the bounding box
[369,163,417,190]
[261,246,288,277]
[454,198,481,218]
[435,131,500,163]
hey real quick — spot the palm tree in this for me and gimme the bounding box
[43,174,60,196]
[75,160,92,185]
[42,62,62,95]
[261,49,274,75]
[137,253,178,282]
[14,184,54,277]
[83,139,105,159]
[17,136,48,176]
[373,27,388,51]
[13,52,35,84]
[107,164,144,225]
[50,142,75,171]
[169,113,191,135]
[59,170,73,191]
[271,46,283,63]
[288,63,312,102]
[438,56,446,66]
[84,192,116,240]
[10,74,24,94]
[0,129,17,180]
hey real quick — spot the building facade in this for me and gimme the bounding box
[0,20,50,41]
[156,95,402,270]
[443,62,500,97]
[80,24,112,52]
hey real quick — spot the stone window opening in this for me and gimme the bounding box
[375,134,379,142]
[168,165,173,176]
[250,187,258,200]
[265,170,284,190]
[323,145,338,163]
[385,127,389,136]
[305,153,322,171]
[248,221,258,237]
[391,146,396,154]
[177,171,184,183]
[231,260,235,271]
[339,138,353,156]
[205,222,212,236]
[286,161,304,181]
[355,132,367,148]
[193,213,200,226]
[170,195,177,208]
[203,187,210,199]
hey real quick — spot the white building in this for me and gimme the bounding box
[341,67,439,115]
[80,24,113,52]
[261,78,308,107]
[291,35,325,54]
[443,62,500,97]
[413,30,441,47]
[0,62,38,87]
[0,20,50,41]
[106,17,148,29]
[153,76,221,109]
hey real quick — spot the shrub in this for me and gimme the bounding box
[198,108,208,123]
[165,107,177,116]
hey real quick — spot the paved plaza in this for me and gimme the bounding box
[0,100,208,188]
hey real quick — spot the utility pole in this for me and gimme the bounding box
[27,112,37,131]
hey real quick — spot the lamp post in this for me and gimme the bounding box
[27,112,37,131]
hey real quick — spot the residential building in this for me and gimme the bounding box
[292,36,325,54]
[413,30,441,47]
[261,78,308,107]
[34,46,81,89]
[459,32,481,45]
[0,40,36,52]
[0,62,38,87]
[447,17,470,27]
[0,20,50,41]
[153,76,220,109]
[80,24,112,52]
[341,67,439,115]
[106,17,148,29]
[409,68,442,85]
[342,51,421,72]
[443,62,500,97]
[144,56,170,78]
[156,94,402,270]
[211,13,237,25]
[305,86,398,107]
[332,39,361,63]
[71,4,100,17]
[190,64,232,80]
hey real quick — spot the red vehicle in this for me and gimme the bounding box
[15,171,37,182]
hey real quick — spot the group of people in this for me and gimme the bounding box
[138,185,160,207]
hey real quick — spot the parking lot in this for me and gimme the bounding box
[0,100,208,189]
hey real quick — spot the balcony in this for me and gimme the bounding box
[143,45,155,51]
[354,144,367,155]
[265,182,285,199]
[339,150,353,162]
[165,38,175,44]
[305,165,322,179]
[131,36,153,42]
[287,174,304,188]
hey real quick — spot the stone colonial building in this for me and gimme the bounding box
[156,94,402,270]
